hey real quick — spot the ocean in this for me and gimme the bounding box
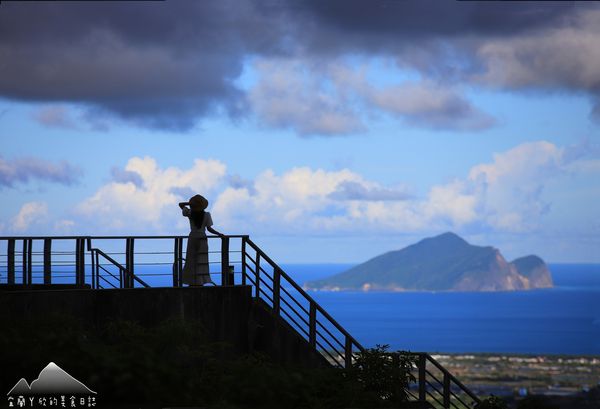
[281,263,600,356]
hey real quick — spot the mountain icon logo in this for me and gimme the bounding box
[7,362,96,396]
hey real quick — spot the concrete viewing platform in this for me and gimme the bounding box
[0,284,327,369]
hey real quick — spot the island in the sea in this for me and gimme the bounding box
[305,232,553,292]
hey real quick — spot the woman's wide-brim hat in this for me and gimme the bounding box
[189,194,208,211]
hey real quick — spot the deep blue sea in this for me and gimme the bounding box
[281,263,600,356]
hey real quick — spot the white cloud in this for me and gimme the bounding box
[11,201,48,232]
[54,219,75,233]
[465,141,564,232]
[76,157,226,232]
[59,142,598,237]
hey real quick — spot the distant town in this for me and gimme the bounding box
[433,353,599,397]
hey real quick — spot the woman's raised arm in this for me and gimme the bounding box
[178,202,189,209]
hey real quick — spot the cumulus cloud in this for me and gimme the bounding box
[49,140,598,236]
[11,202,48,232]
[465,141,564,232]
[110,167,144,188]
[227,174,257,195]
[0,156,82,188]
[76,157,226,232]
[213,141,597,235]
[329,180,412,201]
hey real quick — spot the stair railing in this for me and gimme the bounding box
[240,237,481,407]
[88,242,150,289]
[410,352,481,408]
[241,237,364,368]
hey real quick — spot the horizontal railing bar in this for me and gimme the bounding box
[450,390,472,408]
[279,297,310,327]
[98,265,120,281]
[0,235,249,240]
[258,288,274,304]
[257,275,274,293]
[93,248,149,288]
[258,265,274,282]
[425,390,444,409]
[425,369,443,387]
[424,380,443,399]
[424,354,480,403]
[316,332,344,359]
[280,284,310,315]
[245,238,364,351]
[406,390,418,401]
[98,275,118,289]
[315,341,344,368]
[280,308,310,338]
[316,319,345,350]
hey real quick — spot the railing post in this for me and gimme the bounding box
[418,354,427,402]
[75,238,85,286]
[86,238,95,289]
[443,371,450,408]
[43,238,52,284]
[255,252,260,297]
[172,238,179,287]
[273,267,281,315]
[90,249,96,289]
[27,239,32,285]
[228,265,234,286]
[345,336,353,369]
[173,237,183,287]
[22,239,30,285]
[309,302,316,348]
[126,238,134,288]
[94,250,100,289]
[221,236,230,286]
[178,237,183,286]
[241,237,247,286]
[7,239,15,284]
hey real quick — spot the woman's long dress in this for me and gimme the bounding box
[182,208,214,286]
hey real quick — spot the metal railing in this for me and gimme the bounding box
[0,235,481,407]
[241,237,363,369]
[409,353,481,408]
[0,235,245,289]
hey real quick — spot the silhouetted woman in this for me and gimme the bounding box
[179,195,222,286]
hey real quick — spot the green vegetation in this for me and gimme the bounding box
[0,314,417,408]
[476,395,509,409]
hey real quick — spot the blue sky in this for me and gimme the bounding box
[1,1,599,263]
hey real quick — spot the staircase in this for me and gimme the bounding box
[1,234,482,408]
